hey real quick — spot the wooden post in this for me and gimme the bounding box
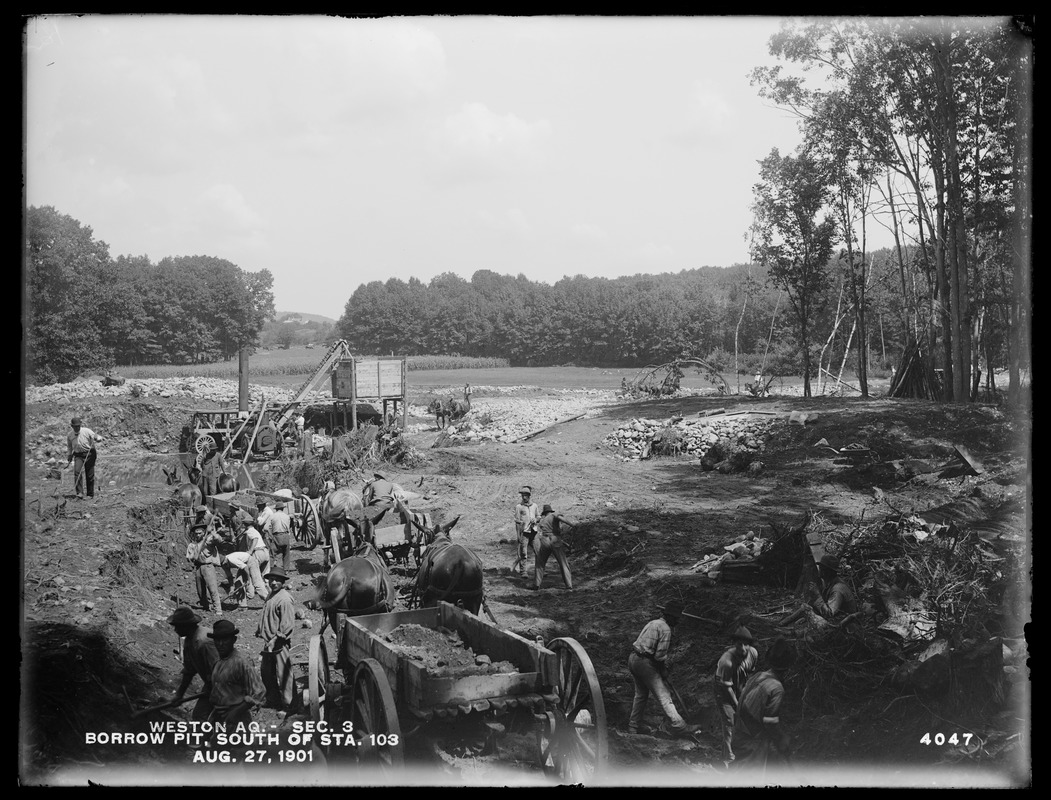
[238,347,250,414]
[401,358,408,429]
[351,358,358,431]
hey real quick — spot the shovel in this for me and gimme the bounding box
[125,689,207,720]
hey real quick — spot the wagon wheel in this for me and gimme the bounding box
[536,637,608,783]
[349,658,403,770]
[308,634,331,723]
[194,434,217,455]
[299,499,322,550]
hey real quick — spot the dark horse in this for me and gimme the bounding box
[408,515,484,615]
[313,540,397,638]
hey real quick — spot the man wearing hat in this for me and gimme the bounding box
[221,511,269,607]
[531,504,577,591]
[198,444,227,497]
[733,637,796,773]
[627,600,691,737]
[265,500,294,573]
[168,606,219,721]
[190,503,216,536]
[66,417,103,499]
[512,487,540,577]
[713,626,759,765]
[207,619,265,726]
[809,554,857,619]
[256,567,296,710]
[186,523,225,615]
[778,553,857,627]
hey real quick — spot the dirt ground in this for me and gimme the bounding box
[20,385,1032,787]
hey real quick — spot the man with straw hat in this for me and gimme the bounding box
[206,619,265,726]
[512,486,540,577]
[627,599,693,738]
[266,500,294,573]
[733,636,796,773]
[713,625,759,765]
[256,566,296,711]
[167,606,218,721]
[530,503,577,591]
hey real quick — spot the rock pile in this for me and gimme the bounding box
[25,377,332,408]
[689,530,770,580]
[604,412,781,462]
[431,389,618,444]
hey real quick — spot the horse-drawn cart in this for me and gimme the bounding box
[206,488,324,550]
[306,601,607,782]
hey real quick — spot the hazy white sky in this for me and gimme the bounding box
[25,15,828,320]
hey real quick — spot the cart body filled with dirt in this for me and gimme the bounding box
[307,601,607,782]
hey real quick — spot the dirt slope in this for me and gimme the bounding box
[20,388,1031,787]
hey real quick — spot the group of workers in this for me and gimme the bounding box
[627,553,857,772]
[512,486,579,591]
[166,568,297,726]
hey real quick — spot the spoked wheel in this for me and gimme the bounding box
[307,634,331,723]
[299,499,322,550]
[194,434,217,455]
[536,637,608,783]
[349,658,403,771]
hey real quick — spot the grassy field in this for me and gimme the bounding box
[117,346,890,397]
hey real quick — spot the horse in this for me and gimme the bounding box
[174,483,203,530]
[408,514,484,615]
[447,384,472,422]
[311,540,397,645]
[427,398,450,430]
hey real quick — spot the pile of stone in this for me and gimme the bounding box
[689,531,770,580]
[433,391,615,444]
[25,376,332,408]
[604,412,780,462]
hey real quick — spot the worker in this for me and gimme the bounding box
[733,637,796,773]
[66,417,103,499]
[221,511,269,607]
[191,504,216,535]
[267,501,294,573]
[186,525,225,615]
[531,504,576,591]
[167,606,219,721]
[778,553,857,627]
[199,446,226,497]
[512,486,540,577]
[255,498,274,534]
[207,620,265,727]
[256,567,296,711]
[627,599,693,738]
[713,626,759,766]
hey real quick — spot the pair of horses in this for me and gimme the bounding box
[427,384,472,430]
[312,504,484,630]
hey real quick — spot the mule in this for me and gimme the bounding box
[427,398,449,429]
[312,540,397,642]
[408,515,484,615]
[174,483,203,530]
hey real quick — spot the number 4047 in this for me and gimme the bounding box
[921,732,974,746]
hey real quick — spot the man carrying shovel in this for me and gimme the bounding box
[627,599,699,740]
[167,606,219,721]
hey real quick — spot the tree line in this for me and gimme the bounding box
[25,205,275,385]
[747,17,1031,402]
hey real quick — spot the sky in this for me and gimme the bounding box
[26,15,844,321]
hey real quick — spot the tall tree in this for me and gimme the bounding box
[749,149,838,397]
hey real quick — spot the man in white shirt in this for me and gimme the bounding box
[66,417,103,499]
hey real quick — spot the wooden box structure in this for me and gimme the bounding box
[330,356,407,429]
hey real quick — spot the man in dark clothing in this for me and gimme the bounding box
[207,620,265,727]
[168,606,219,721]
[531,504,577,590]
[733,637,796,775]
[778,553,857,627]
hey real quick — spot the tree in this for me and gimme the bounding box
[749,149,838,397]
[25,206,112,383]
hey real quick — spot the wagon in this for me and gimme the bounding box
[207,488,325,550]
[319,499,435,570]
[306,601,608,782]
